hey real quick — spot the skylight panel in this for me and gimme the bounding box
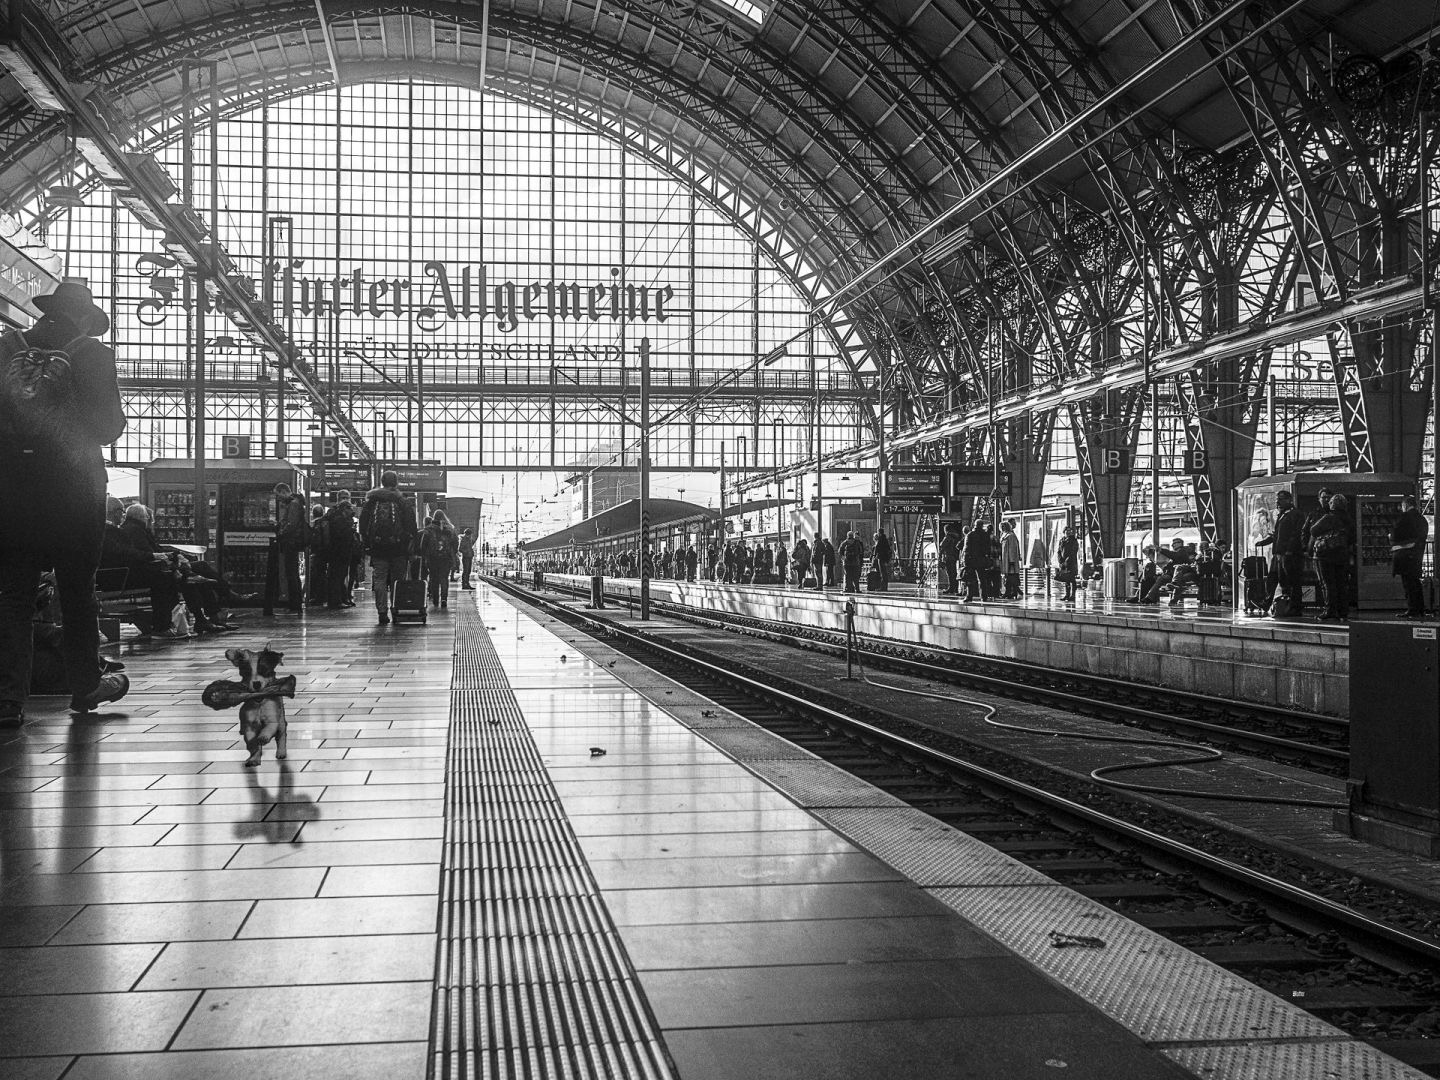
[715,0,766,24]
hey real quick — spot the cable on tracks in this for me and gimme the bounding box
[827,599,1346,810]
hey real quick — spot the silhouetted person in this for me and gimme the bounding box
[0,283,129,724]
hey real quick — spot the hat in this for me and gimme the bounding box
[33,281,110,336]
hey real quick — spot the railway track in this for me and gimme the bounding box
[498,576,1440,1076]
[538,575,1349,772]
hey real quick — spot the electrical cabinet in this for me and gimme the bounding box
[1337,619,1440,855]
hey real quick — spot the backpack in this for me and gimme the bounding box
[367,497,408,551]
[423,528,457,561]
[0,331,83,455]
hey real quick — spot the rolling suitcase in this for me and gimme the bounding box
[391,569,428,624]
[865,568,885,592]
[1241,556,1270,614]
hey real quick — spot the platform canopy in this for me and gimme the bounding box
[524,497,714,554]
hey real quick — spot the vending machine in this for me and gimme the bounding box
[140,458,302,604]
[1235,473,1415,612]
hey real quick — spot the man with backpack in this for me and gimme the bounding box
[0,282,130,725]
[359,471,419,625]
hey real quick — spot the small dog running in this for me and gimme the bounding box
[202,646,297,766]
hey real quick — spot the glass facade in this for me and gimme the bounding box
[46,81,871,475]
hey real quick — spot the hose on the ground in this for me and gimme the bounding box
[839,602,1345,810]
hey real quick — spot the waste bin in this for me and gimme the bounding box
[1102,557,1138,600]
[590,575,605,609]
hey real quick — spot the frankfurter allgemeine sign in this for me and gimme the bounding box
[139,261,682,334]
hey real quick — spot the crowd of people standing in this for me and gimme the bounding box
[1255,486,1430,622]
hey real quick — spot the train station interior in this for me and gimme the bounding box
[2,0,1440,1077]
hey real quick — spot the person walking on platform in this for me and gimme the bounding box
[1391,493,1429,619]
[320,493,359,609]
[419,510,459,609]
[939,523,961,595]
[1055,525,1080,602]
[1256,489,1303,616]
[1302,487,1333,615]
[0,281,130,725]
[685,543,698,582]
[274,484,309,613]
[873,528,894,588]
[360,471,419,626]
[961,521,993,602]
[775,540,788,585]
[306,504,328,607]
[1309,494,1353,622]
[998,520,1022,599]
[838,530,865,593]
[459,528,476,589]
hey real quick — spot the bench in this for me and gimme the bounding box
[95,567,153,642]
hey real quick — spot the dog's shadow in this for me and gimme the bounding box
[235,760,320,844]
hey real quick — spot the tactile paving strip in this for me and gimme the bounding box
[929,884,1339,1045]
[814,806,1055,887]
[696,727,819,760]
[430,605,678,1080]
[741,759,910,808]
[1164,1041,1428,1080]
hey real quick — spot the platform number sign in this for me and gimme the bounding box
[311,435,340,463]
[1097,447,1130,475]
[221,435,250,459]
[1183,447,1209,475]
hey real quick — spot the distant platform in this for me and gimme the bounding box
[538,574,1351,717]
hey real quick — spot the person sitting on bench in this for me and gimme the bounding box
[1142,537,1199,607]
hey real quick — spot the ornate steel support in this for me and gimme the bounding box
[1174,372,1219,545]
[1327,332,1376,473]
[1068,390,1142,562]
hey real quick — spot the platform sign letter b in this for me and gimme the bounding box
[1098,447,1129,475]
[312,435,339,463]
[1184,448,1209,475]
[221,435,250,459]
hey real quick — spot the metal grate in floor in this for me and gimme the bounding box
[430,603,678,1080]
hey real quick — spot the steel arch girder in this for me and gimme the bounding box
[52,3,925,378]
[77,0,934,246]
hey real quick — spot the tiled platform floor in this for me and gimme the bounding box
[0,583,1417,1079]
[0,609,451,1079]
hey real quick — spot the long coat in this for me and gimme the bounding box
[0,329,126,559]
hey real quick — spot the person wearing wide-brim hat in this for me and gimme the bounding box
[0,281,129,727]
[31,280,112,337]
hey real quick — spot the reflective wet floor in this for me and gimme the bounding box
[0,584,1200,1079]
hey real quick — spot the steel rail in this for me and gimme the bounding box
[649,600,1349,765]
[540,574,1348,758]
[497,575,1440,967]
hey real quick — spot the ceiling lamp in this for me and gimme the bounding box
[920,225,975,269]
[45,185,85,209]
[0,42,68,112]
